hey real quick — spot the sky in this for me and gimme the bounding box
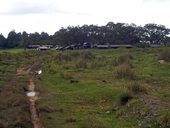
[0,0,170,37]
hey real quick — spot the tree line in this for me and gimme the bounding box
[0,22,170,49]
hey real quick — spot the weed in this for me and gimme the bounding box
[127,82,147,94]
[74,59,87,68]
[114,64,136,80]
[113,53,133,66]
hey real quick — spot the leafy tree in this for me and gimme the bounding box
[0,34,6,48]
[144,24,170,45]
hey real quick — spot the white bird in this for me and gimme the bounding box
[38,70,42,75]
[35,69,42,75]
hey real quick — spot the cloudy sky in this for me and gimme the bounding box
[0,0,170,37]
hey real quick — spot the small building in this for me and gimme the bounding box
[96,44,133,49]
[27,45,40,49]
[96,45,110,49]
[150,44,161,48]
[43,45,53,48]
[37,46,49,51]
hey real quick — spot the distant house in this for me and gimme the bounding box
[96,45,110,49]
[37,46,49,51]
[118,44,133,48]
[43,45,53,48]
[27,45,40,49]
[96,44,133,49]
[150,44,161,48]
[83,42,91,49]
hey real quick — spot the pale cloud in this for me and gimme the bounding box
[0,0,170,37]
[143,0,170,2]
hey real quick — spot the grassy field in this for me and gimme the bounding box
[0,48,170,128]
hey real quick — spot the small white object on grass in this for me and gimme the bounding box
[38,70,42,75]
[26,91,39,97]
[35,70,42,75]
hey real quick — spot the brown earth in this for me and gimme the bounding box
[17,68,44,128]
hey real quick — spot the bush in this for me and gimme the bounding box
[158,50,170,62]
[127,82,147,94]
[113,53,133,66]
[114,64,136,80]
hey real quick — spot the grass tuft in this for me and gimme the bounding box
[114,64,136,80]
[127,82,147,94]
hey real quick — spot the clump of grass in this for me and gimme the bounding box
[55,52,73,62]
[127,82,147,94]
[114,64,136,80]
[74,59,87,68]
[90,58,106,68]
[118,92,133,105]
[158,50,170,62]
[113,53,133,66]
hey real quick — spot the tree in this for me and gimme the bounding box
[144,24,170,45]
[0,34,6,48]
[6,30,22,48]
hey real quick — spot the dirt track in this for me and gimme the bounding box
[17,68,44,128]
[28,78,44,128]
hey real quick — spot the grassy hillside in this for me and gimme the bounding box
[0,48,170,128]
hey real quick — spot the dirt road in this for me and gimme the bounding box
[17,68,44,128]
[28,78,44,128]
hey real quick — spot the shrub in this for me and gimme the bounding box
[114,64,136,80]
[158,50,170,62]
[113,53,133,66]
[127,82,147,94]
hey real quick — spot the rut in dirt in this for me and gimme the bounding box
[28,78,44,128]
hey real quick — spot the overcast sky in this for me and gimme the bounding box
[0,0,170,37]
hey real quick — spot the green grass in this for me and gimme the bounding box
[0,47,170,128]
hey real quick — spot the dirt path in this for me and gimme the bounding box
[17,68,44,128]
[28,78,44,128]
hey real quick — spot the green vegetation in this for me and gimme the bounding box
[158,49,170,62]
[0,23,170,49]
[0,48,170,128]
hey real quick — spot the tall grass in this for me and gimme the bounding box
[113,53,133,66]
[127,82,147,94]
[114,64,136,80]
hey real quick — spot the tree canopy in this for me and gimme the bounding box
[0,22,170,49]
